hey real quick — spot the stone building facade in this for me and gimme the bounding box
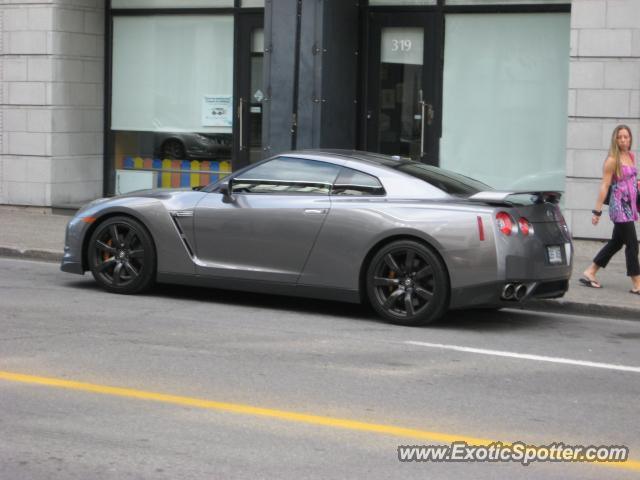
[1,0,639,241]
[1,0,104,206]
[566,0,640,239]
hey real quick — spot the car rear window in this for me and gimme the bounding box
[393,163,492,196]
[332,167,385,196]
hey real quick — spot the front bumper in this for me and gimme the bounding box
[60,256,84,274]
[59,216,90,275]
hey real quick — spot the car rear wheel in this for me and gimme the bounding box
[161,139,185,159]
[366,240,449,326]
[88,216,156,294]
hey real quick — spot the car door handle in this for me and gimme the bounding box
[304,208,328,215]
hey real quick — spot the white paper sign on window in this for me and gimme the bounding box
[202,95,233,127]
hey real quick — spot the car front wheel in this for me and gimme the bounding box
[366,240,449,326]
[88,216,156,294]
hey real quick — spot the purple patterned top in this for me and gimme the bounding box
[609,152,638,223]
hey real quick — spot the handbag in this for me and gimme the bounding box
[606,184,640,209]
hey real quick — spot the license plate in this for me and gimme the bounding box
[547,245,563,264]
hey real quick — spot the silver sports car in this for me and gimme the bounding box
[61,150,572,325]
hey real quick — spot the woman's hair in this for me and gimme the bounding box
[609,124,633,178]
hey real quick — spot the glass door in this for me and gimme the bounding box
[235,13,264,169]
[366,13,441,165]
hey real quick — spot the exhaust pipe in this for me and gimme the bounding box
[514,284,528,301]
[501,283,515,300]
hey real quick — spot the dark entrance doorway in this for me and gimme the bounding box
[365,12,441,165]
[235,13,265,169]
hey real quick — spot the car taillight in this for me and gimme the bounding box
[518,217,533,236]
[496,212,515,236]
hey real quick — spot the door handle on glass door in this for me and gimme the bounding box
[426,103,434,126]
[238,97,244,151]
[419,102,434,157]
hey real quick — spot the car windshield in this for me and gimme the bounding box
[393,162,492,196]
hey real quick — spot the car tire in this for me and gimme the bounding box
[87,216,156,294]
[366,240,449,326]
[161,139,186,159]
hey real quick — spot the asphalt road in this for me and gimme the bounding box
[1,257,639,479]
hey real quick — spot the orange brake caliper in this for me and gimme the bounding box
[103,239,112,262]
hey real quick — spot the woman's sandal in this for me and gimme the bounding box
[579,277,602,289]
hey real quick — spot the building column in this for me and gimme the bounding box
[0,0,104,207]
[263,0,359,157]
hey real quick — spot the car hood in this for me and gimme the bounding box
[76,188,206,217]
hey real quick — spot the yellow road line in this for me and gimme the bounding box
[1,370,639,473]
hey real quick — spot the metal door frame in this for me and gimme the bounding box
[363,11,442,165]
[234,12,264,170]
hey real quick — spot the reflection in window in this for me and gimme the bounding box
[394,162,491,195]
[378,28,423,159]
[332,168,385,196]
[111,15,234,193]
[233,157,341,195]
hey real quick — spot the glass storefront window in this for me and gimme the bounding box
[111,15,234,193]
[370,1,436,5]
[377,27,424,158]
[440,13,570,191]
[111,0,234,8]
[446,1,567,4]
[242,0,265,7]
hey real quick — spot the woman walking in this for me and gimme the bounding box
[581,125,640,293]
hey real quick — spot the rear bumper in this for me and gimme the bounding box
[527,279,569,299]
[450,277,570,310]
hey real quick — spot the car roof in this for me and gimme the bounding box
[292,149,415,169]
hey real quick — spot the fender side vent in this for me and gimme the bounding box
[169,214,195,258]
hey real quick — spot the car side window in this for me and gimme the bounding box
[331,167,385,196]
[232,157,341,195]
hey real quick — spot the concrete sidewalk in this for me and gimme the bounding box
[1,204,639,320]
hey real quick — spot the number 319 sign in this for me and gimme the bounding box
[391,39,413,52]
[381,28,423,65]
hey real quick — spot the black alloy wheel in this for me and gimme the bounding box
[88,216,156,294]
[162,139,186,159]
[366,240,449,326]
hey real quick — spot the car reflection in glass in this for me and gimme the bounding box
[154,133,232,160]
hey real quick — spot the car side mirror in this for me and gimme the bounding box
[220,180,234,202]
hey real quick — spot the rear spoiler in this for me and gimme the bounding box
[468,191,562,204]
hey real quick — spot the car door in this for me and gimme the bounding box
[193,156,342,283]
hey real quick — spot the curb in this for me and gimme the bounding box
[0,246,62,263]
[517,299,640,322]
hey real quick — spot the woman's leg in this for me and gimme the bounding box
[584,224,625,286]
[593,223,625,268]
[616,222,640,290]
